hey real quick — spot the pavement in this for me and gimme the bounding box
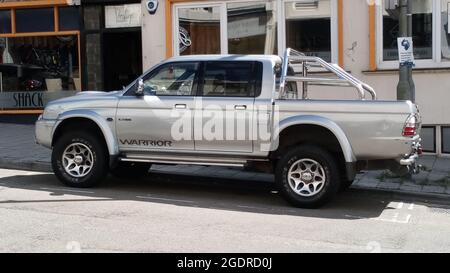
[0,167,450,252]
[0,123,450,198]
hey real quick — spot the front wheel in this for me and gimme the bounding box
[52,131,108,188]
[275,145,340,208]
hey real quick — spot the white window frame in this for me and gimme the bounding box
[280,0,339,63]
[376,0,450,69]
[173,2,228,56]
[172,0,339,64]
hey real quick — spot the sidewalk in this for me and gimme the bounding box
[1,123,449,198]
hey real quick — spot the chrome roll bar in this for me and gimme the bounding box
[279,48,377,100]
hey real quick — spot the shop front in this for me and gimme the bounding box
[81,0,142,92]
[0,0,81,115]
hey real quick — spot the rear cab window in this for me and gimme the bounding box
[199,61,262,97]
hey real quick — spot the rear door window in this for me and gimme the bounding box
[200,61,262,97]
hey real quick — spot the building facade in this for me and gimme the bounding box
[0,0,449,155]
[142,0,450,156]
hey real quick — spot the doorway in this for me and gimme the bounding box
[103,30,142,91]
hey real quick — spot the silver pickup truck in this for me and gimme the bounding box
[35,49,422,208]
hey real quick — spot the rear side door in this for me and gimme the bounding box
[193,61,262,153]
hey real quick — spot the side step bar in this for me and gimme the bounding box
[119,154,267,168]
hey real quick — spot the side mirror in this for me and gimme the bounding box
[135,79,145,96]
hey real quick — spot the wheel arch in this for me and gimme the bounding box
[272,115,356,180]
[52,110,119,158]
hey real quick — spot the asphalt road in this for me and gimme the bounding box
[0,168,449,253]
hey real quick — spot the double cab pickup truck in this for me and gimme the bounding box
[35,49,422,208]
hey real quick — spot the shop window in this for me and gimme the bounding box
[441,0,450,61]
[382,0,433,61]
[202,61,258,97]
[442,126,450,154]
[59,7,80,31]
[285,0,333,62]
[227,1,277,55]
[0,36,80,95]
[16,8,54,33]
[378,0,450,68]
[0,10,12,34]
[177,6,221,55]
[421,126,436,153]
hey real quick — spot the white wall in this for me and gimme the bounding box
[141,0,167,70]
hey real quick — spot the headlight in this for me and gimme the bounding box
[42,105,61,120]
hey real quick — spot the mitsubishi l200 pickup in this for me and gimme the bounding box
[36,49,422,208]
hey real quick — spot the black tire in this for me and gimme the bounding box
[275,145,340,208]
[110,162,151,179]
[52,131,108,188]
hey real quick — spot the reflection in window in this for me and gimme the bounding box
[178,7,221,55]
[59,6,80,31]
[202,61,257,97]
[285,0,332,62]
[0,10,12,34]
[421,126,436,153]
[443,127,450,154]
[16,8,54,33]
[0,36,80,92]
[441,0,450,61]
[227,1,277,54]
[143,62,198,96]
[382,0,433,61]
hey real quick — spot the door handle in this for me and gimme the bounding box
[175,104,187,109]
[234,105,247,110]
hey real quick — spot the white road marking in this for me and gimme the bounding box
[136,195,196,204]
[408,203,415,210]
[40,187,95,194]
[345,214,411,224]
[397,202,404,209]
[392,212,399,222]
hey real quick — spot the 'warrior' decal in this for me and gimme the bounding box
[120,139,173,147]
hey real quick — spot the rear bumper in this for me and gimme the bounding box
[399,139,421,166]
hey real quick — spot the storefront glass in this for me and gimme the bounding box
[0,5,81,112]
[441,0,450,61]
[16,8,55,33]
[0,10,11,34]
[382,0,433,61]
[59,6,81,31]
[227,1,277,54]
[285,0,332,62]
[178,6,221,55]
[0,35,80,91]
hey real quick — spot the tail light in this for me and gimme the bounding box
[402,114,419,137]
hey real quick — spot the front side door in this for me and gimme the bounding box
[194,61,261,153]
[116,62,199,152]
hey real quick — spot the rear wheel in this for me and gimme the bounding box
[110,162,152,179]
[52,131,108,188]
[275,145,340,208]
